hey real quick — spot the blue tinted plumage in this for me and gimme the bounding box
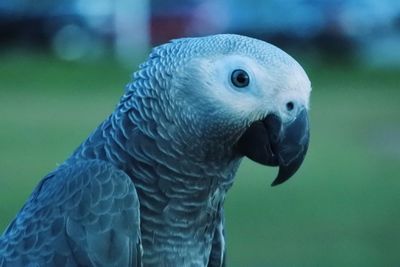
[1,34,311,267]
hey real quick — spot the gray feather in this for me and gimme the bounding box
[0,160,141,267]
[1,34,311,267]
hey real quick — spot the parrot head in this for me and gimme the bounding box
[132,34,311,186]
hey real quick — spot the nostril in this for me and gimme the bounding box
[286,101,295,111]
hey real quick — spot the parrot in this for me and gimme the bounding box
[0,34,311,267]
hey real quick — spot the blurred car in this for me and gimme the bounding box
[150,0,400,59]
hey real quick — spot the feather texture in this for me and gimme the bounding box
[1,160,141,267]
[1,34,311,266]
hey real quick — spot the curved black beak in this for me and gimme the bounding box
[236,108,310,186]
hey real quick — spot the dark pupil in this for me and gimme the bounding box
[232,69,249,88]
[237,74,246,83]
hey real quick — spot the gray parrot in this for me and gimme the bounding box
[0,34,311,267]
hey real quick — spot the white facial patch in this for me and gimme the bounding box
[172,50,311,125]
[199,55,272,121]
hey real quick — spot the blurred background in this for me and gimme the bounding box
[0,0,399,266]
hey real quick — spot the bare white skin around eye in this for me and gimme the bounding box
[194,54,311,123]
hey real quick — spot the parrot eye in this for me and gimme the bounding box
[231,69,249,88]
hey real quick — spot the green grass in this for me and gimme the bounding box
[0,52,399,266]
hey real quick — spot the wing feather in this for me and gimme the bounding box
[0,159,141,267]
